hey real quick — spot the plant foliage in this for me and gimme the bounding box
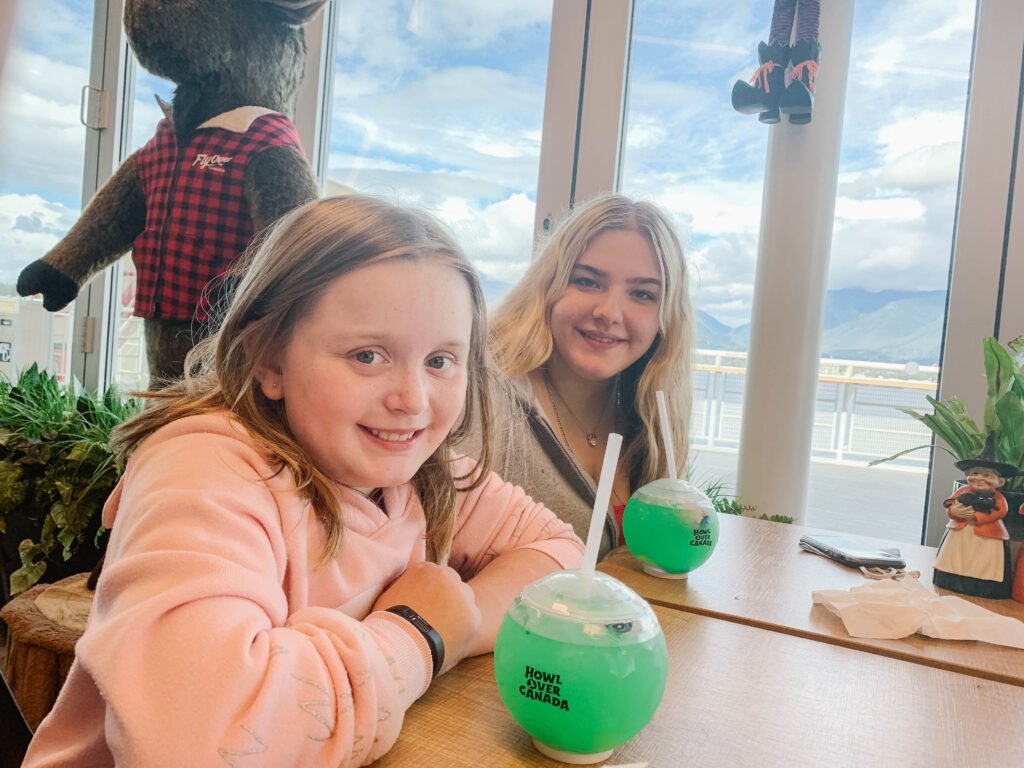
[698,477,793,524]
[0,364,140,597]
[870,336,1024,492]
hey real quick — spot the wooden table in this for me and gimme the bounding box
[378,604,1024,768]
[597,514,1024,686]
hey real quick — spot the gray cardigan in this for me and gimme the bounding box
[480,377,619,561]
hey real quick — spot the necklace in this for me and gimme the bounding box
[543,369,615,448]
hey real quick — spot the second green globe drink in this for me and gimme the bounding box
[623,390,720,579]
[624,478,719,579]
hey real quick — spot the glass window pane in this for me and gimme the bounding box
[621,1,974,544]
[328,1,553,301]
[620,0,774,499]
[0,0,95,383]
[810,0,974,543]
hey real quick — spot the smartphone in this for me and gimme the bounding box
[798,533,907,569]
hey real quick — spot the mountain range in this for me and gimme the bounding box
[696,288,947,364]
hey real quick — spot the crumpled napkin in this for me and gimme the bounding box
[812,577,1024,648]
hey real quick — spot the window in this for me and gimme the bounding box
[327,1,554,303]
[620,0,773,494]
[809,0,974,542]
[620,0,975,543]
[0,0,97,383]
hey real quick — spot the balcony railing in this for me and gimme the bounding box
[692,349,937,470]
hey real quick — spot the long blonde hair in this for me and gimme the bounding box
[490,193,694,488]
[113,194,497,563]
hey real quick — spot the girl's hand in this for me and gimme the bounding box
[372,562,482,674]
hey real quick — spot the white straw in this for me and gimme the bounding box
[581,433,623,574]
[656,390,678,481]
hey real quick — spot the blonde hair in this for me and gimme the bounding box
[490,193,694,487]
[114,194,497,564]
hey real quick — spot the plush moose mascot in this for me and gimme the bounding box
[17,0,325,386]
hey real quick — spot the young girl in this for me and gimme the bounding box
[23,195,584,767]
[489,193,694,558]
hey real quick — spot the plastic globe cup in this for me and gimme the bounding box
[623,478,719,579]
[493,569,668,765]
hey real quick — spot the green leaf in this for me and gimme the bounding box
[993,392,1024,468]
[917,405,981,459]
[10,560,46,596]
[0,364,136,581]
[868,445,933,465]
[983,337,1017,431]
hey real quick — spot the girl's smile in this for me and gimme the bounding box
[548,229,662,383]
[255,257,473,489]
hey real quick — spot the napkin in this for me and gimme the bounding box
[812,577,1024,648]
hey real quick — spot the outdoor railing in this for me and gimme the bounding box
[692,349,938,469]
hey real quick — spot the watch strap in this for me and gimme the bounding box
[385,605,444,678]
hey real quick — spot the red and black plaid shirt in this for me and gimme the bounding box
[132,111,303,321]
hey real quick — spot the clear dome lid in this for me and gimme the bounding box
[507,570,662,644]
[629,478,715,513]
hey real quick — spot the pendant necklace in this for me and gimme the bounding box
[543,369,615,448]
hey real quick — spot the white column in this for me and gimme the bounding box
[736,0,854,523]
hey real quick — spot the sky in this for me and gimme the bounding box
[0,0,975,332]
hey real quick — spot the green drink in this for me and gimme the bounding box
[624,478,719,578]
[493,570,668,763]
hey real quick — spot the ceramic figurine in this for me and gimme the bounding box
[1014,503,1024,603]
[933,434,1016,599]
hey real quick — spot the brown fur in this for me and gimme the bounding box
[16,0,325,388]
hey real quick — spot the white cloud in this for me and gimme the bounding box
[334,0,550,71]
[834,196,924,224]
[445,192,536,280]
[0,194,79,285]
[878,112,964,162]
[0,50,90,201]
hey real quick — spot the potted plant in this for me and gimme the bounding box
[870,335,1024,539]
[0,364,140,602]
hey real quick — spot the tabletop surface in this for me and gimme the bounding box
[596,514,1024,686]
[376,604,1024,768]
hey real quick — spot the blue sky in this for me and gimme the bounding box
[0,0,975,332]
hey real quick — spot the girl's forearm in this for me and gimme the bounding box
[465,548,563,657]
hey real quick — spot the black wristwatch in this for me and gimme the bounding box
[386,605,444,677]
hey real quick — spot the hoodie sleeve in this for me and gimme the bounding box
[65,424,431,768]
[447,456,585,579]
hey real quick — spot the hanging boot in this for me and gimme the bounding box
[731,41,788,124]
[780,39,821,125]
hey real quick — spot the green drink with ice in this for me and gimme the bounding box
[624,478,719,579]
[494,570,668,764]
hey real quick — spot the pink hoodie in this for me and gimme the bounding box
[24,412,584,766]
